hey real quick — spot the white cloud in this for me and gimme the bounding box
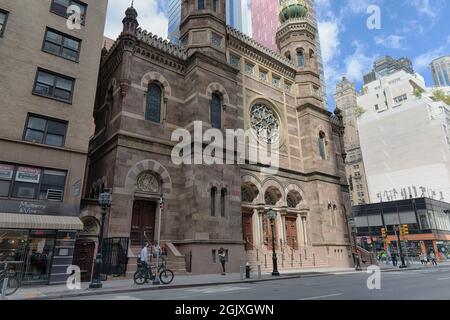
[104,0,169,40]
[413,46,447,71]
[374,35,406,49]
[344,41,377,82]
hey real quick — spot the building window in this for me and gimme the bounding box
[145,83,162,123]
[229,54,241,68]
[272,76,281,88]
[24,114,68,147]
[198,0,205,10]
[43,28,81,62]
[33,69,75,103]
[0,9,9,37]
[212,0,218,12]
[210,93,222,129]
[259,69,268,82]
[220,189,227,217]
[319,131,326,160]
[211,187,217,217]
[284,51,291,61]
[297,49,305,67]
[50,0,87,24]
[0,163,66,201]
[374,104,379,111]
[245,62,255,76]
[285,81,292,94]
[211,33,222,47]
[393,94,407,104]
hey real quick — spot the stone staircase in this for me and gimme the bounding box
[245,245,329,272]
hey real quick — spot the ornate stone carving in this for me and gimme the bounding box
[136,172,160,193]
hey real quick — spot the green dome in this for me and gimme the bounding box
[279,0,308,24]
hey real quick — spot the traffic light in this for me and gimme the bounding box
[381,227,387,239]
[401,224,409,236]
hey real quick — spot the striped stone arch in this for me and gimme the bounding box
[141,72,172,97]
[285,183,307,207]
[261,177,285,206]
[241,174,263,204]
[206,82,230,105]
[124,160,172,195]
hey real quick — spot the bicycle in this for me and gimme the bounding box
[0,262,20,297]
[133,258,174,285]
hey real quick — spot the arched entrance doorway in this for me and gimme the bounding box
[130,200,156,246]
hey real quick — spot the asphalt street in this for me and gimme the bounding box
[63,265,450,300]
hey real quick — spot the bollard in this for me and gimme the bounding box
[1,277,8,299]
[239,266,244,280]
[257,265,262,279]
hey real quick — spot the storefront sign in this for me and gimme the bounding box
[0,164,14,180]
[19,201,47,214]
[15,167,41,183]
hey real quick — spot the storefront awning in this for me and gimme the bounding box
[0,213,83,230]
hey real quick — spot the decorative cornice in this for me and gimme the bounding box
[227,26,297,78]
[136,28,187,60]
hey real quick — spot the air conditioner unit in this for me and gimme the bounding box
[47,189,64,201]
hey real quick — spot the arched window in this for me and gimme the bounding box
[297,49,305,67]
[210,93,222,129]
[211,187,217,217]
[309,49,315,59]
[198,0,205,10]
[146,83,162,123]
[285,51,291,61]
[212,0,218,12]
[220,188,227,217]
[319,131,326,160]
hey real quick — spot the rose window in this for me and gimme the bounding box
[250,103,280,143]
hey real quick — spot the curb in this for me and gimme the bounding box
[14,265,450,300]
[18,270,357,300]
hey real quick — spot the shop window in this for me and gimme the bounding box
[24,114,68,147]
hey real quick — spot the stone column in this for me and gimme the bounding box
[280,209,287,247]
[301,215,308,246]
[251,208,260,246]
[297,214,304,247]
[257,207,265,246]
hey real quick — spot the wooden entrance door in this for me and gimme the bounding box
[285,216,298,250]
[242,213,253,250]
[72,239,95,282]
[130,200,156,246]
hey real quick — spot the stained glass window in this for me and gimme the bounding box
[211,93,222,129]
[297,49,305,67]
[146,83,161,123]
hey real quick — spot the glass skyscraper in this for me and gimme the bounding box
[431,56,450,87]
[168,0,250,45]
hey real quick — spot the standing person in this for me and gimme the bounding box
[392,252,398,267]
[139,242,149,270]
[218,248,227,275]
[430,250,438,266]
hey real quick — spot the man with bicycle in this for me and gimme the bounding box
[139,242,149,270]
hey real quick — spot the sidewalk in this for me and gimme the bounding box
[5,267,357,300]
[5,262,450,300]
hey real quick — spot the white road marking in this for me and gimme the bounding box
[186,286,251,294]
[437,277,450,280]
[299,293,342,300]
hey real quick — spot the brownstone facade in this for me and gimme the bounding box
[82,0,353,275]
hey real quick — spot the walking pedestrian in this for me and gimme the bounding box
[139,242,149,270]
[429,251,438,266]
[218,248,227,275]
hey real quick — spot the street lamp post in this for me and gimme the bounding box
[348,217,362,271]
[89,189,112,289]
[152,196,164,285]
[268,209,280,276]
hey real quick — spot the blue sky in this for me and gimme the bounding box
[104,0,450,107]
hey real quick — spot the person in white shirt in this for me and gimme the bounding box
[139,242,149,269]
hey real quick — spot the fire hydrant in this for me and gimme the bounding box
[245,262,251,279]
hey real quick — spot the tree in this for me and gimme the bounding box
[355,105,366,119]
[413,87,424,99]
[432,89,450,105]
